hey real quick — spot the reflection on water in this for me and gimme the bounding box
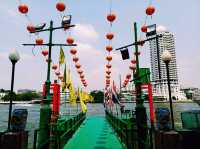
[0,102,200,148]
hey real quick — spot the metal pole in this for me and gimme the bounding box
[7,61,16,131]
[38,20,54,148]
[134,22,148,149]
[166,62,175,130]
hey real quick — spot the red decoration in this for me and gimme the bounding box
[106,76,110,79]
[56,2,66,12]
[75,64,81,69]
[106,64,112,69]
[138,39,145,46]
[131,60,136,64]
[42,50,48,56]
[73,57,79,63]
[52,64,58,70]
[55,71,60,76]
[78,70,83,74]
[18,4,29,14]
[106,46,113,52]
[66,36,74,44]
[126,74,131,79]
[129,65,136,70]
[106,70,111,75]
[107,13,116,22]
[70,48,77,55]
[146,6,155,16]
[27,24,35,33]
[106,56,112,61]
[80,75,85,79]
[36,38,43,45]
[134,51,141,56]
[141,25,148,33]
[106,32,114,40]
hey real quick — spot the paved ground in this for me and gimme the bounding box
[64,116,124,149]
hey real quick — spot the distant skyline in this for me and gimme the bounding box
[0,0,199,91]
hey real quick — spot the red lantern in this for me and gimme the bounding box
[56,2,66,12]
[106,46,113,52]
[106,32,114,40]
[42,50,48,56]
[73,57,79,63]
[27,24,35,33]
[36,38,43,45]
[106,76,110,79]
[70,48,77,55]
[80,75,85,79]
[129,65,136,70]
[84,84,87,87]
[107,13,116,22]
[106,64,112,69]
[59,75,63,80]
[55,71,60,76]
[126,74,131,79]
[146,6,155,16]
[78,70,83,74]
[66,36,74,44]
[52,64,58,70]
[138,39,145,46]
[106,70,111,75]
[141,25,148,33]
[18,4,29,14]
[131,60,136,64]
[134,51,141,56]
[75,64,81,69]
[81,79,85,82]
[106,56,112,61]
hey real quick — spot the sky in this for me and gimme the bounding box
[0,0,199,92]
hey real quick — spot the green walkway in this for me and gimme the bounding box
[64,116,124,149]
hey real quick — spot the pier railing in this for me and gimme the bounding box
[34,112,86,149]
[105,110,152,149]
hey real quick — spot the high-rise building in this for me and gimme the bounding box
[147,25,186,100]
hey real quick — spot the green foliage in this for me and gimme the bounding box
[2,92,41,101]
[90,90,104,103]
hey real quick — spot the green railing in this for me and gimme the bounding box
[34,112,86,149]
[106,110,152,149]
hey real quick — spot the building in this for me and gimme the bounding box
[17,89,36,94]
[181,87,200,100]
[147,25,186,100]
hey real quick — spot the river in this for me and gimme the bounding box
[0,102,200,148]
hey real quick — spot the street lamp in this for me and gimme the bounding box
[8,49,20,131]
[161,50,175,130]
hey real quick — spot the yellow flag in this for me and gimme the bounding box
[66,70,76,105]
[79,90,87,113]
[61,64,67,91]
[59,46,65,65]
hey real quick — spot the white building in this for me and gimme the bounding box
[147,25,186,100]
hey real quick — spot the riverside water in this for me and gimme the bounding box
[0,102,200,148]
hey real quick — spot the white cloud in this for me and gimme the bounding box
[72,24,99,43]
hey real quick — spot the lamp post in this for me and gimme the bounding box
[8,49,20,131]
[161,50,174,130]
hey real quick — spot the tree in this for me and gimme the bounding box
[90,90,104,103]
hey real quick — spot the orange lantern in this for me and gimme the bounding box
[107,13,116,22]
[106,56,112,61]
[18,4,28,14]
[106,70,111,75]
[42,50,48,56]
[66,36,74,44]
[106,32,114,40]
[36,38,43,45]
[56,2,66,12]
[80,75,85,79]
[73,57,79,63]
[106,76,110,79]
[106,46,113,52]
[78,70,83,75]
[146,6,155,16]
[70,48,77,55]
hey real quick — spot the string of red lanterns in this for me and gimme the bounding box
[104,0,117,89]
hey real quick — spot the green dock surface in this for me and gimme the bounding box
[64,116,124,149]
